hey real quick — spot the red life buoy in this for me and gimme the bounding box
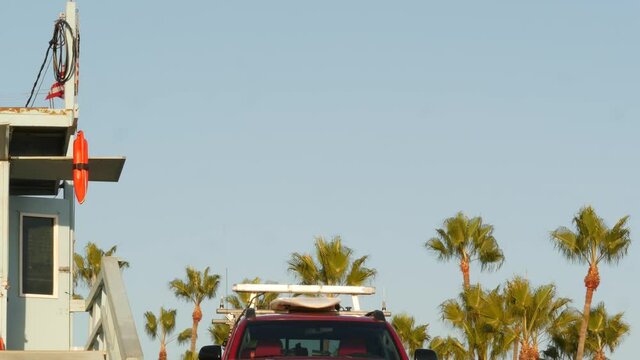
[73,131,89,204]
[0,336,5,350]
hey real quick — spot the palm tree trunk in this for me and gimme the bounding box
[160,334,167,360]
[519,340,540,360]
[518,341,527,360]
[512,340,518,360]
[460,258,470,289]
[191,303,203,355]
[576,287,594,360]
[530,343,538,360]
[576,265,600,360]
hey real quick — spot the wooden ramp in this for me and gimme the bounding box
[0,351,105,359]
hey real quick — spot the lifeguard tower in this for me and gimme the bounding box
[0,2,142,359]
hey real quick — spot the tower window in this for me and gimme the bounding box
[21,215,57,297]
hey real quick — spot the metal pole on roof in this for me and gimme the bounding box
[351,296,361,311]
[0,155,8,347]
[63,1,77,112]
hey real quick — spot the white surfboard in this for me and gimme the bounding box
[269,296,341,311]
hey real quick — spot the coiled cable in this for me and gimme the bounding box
[25,18,78,107]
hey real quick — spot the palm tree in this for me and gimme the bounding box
[169,266,221,356]
[426,212,504,289]
[502,277,572,360]
[391,313,430,357]
[587,302,630,360]
[288,236,376,286]
[551,206,631,360]
[144,307,190,360]
[73,242,129,294]
[440,285,501,360]
[429,336,467,360]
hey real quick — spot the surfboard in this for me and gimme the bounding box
[270,296,341,311]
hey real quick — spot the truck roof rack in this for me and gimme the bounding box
[230,283,375,312]
[212,308,392,323]
[213,284,390,325]
[212,284,391,338]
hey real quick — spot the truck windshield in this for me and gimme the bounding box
[235,320,402,360]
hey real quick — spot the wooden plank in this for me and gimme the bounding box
[9,157,125,182]
[0,123,9,160]
[0,351,106,359]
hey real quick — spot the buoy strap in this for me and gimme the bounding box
[73,163,89,170]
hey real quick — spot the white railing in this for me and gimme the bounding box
[81,257,143,360]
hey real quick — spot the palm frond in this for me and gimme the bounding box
[553,207,631,270]
[288,253,319,285]
[209,323,229,345]
[170,266,220,305]
[599,215,631,264]
[440,299,466,329]
[177,328,193,345]
[425,237,452,261]
[346,256,377,286]
[74,242,128,292]
[550,227,585,264]
[316,236,351,284]
[159,307,177,336]
[430,336,467,360]
[476,238,505,271]
[144,311,158,339]
[587,302,630,356]
[391,313,430,356]
[169,278,193,302]
[288,236,375,287]
[428,212,505,288]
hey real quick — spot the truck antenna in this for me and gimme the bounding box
[382,287,387,311]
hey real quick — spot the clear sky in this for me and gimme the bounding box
[2,1,639,359]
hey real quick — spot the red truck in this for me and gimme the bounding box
[198,284,438,360]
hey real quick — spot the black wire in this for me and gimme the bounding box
[230,292,265,328]
[247,292,264,309]
[25,42,53,107]
[34,54,53,103]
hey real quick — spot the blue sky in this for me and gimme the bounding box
[2,1,639,358]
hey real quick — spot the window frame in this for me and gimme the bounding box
[19,212,59,298]
[236,320,403,360]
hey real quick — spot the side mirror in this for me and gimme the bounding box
[414,348,438,360]
[199,345,223,360]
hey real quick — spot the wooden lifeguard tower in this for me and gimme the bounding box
[0,2,142,359]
